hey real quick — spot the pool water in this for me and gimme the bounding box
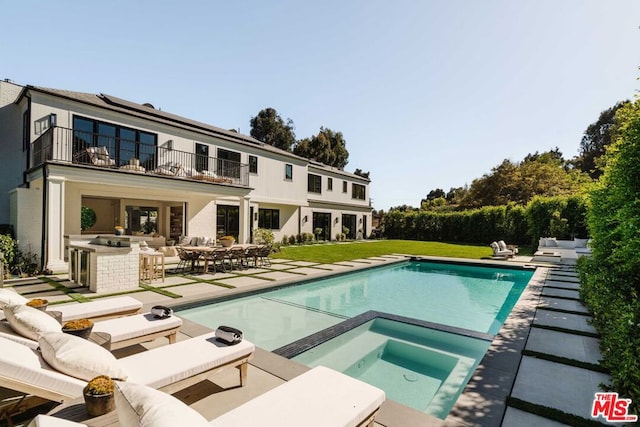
[178,260,533,417]
[292,318,490,419]
[179,261,532,350]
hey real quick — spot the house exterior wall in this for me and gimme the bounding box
[0,83,372,272]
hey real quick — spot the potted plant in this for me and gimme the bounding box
[114,225,125,236]
[83,375,115,417]
[62,318,94,339]
[26,298,48,311]
[219,235,235,247]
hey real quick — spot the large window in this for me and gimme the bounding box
[217,148,241,178]
[258,209,280,229]
[308,174,322,193]
[72,116,157,168]
[249,155,258,174]
[352,183,366,200]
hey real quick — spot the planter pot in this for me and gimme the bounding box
[63,325,94,340]
[220,239,234,248]
[27,302,48,312]
[84,392,115,417]
[114,228,124,236]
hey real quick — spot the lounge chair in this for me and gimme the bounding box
[111,366,385,427]
[0,331,255,403]
[86,146,115,167]
[0,311,182,351]
[208,366,385,427]
[0,291,142,322]
[490,241,514,258]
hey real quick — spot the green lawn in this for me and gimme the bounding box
[272,240,494,264]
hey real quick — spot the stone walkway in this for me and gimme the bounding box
[502,255,613,426]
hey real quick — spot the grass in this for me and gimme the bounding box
[272,240,494,264]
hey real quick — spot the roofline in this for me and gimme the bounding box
[21,85,311,163]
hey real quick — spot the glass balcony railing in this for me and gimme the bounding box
[31,127,249,187]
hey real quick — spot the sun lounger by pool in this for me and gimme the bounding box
[208,366,385,427]
[53,296,143,322]
[0,331,255,403]
[0,312,182,351]
[111,366,385,427]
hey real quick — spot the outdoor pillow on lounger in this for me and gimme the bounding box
[0,331,255,402]
[112,366,385,427]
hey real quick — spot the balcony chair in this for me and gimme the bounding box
[86,146,116,167]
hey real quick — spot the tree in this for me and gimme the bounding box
[249,108,296,151]
[460,150,591,207]
[293,127,349,169]
[573,101,629,179]
[353,169,370,179]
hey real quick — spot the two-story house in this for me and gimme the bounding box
[0,80,372,273]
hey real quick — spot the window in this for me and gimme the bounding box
[195,143,209,172]
[249,155,258,174]
[22,110,30,151]
[308,174,322,193]
[342,180,348,193]
[352,183,366,200]
[285,164,293,180]
[258,209,280,229]
[72,116,157,167]
[327,177,333,191]
[217,148,241,178]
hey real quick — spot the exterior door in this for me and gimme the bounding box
[312,212,331,241]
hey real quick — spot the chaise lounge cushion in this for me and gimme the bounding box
[119,332,254,389]
[0,288,29,308]
[55,296,143,322]
[92,312,182,343]
[38,332,128,381]
[27,415,88,427]
[208,366,385,427]
[4,304,61,340]
[114,381,208,427]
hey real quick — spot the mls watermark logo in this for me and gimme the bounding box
[591,392,638,423]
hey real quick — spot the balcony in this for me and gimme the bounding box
[31,127,249,187]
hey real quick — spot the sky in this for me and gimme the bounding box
[2,1,639,210]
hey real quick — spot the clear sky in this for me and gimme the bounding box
[2,1,639,210]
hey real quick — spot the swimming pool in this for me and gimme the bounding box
[178,260,533,416]
[179,260,533,348]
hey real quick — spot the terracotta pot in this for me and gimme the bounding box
[220,239,234,247]
[84,392,115,417]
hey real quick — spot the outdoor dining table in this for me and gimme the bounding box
[179,244,256,273]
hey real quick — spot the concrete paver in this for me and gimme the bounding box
[533,309,597,335]
[537,296,589,314]
[511,356,610,422]
[502,408,570,427]
[525,328,602,365]
[541,287,580,299]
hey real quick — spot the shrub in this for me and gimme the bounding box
[296,234,303,244]
[288,235,296,245]
[281,235,289,245]
[253,228,274,245]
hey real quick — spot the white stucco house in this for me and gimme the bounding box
[0,80,372,273]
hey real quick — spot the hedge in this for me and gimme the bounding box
[383,195,587,246]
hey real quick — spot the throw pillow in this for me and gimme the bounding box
[4,304,61,340]
[39,332,128,381]
[114,381,209,427]
[0,288,29,308]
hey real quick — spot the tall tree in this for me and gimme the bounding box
[249,108,296,151]
[573,101,629,179]
[353,168,370,179]
[293,127,349,169]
